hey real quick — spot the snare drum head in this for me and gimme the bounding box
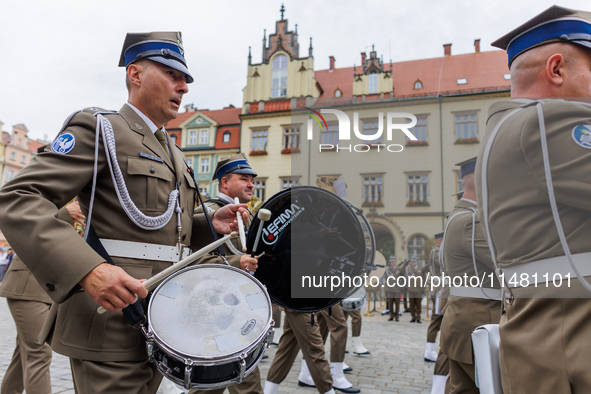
[148,265,271,359]
[248,186,370,312]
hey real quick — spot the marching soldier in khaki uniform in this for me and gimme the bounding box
[0,32,247,393]
[188,154,262,394]
[424,233,444,362]
[0,202,84,393]
[475,6,591,393]
[384,257,403,321]
[406,257,424,323]
[440,158,501,394]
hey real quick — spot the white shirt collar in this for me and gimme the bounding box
[460,197,477,206]
[218,192,235,205]
[126,103,161,134]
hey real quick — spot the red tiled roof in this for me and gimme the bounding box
[314,50,510,100]
[214,125,240,149]
[166,106,242,129]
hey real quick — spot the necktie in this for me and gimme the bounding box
[155,129,167,152]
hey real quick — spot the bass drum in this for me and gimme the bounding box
[248,186,375,313]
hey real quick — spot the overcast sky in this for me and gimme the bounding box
[1,0,589,141]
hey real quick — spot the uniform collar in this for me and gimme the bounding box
[125,103,160,134]
[217,192,235,205]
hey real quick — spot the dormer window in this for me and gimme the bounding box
[335,88,342,98]
[272,55,288,98]
[457,78,467,85]
[223,131,231,143]
[414,80,423,90]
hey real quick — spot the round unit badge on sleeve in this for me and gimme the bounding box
[51,133,76,154]
[572,125,591,149]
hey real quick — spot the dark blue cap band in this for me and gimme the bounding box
[460,160,476,178]
[124,41,186,67]
[215,159,252,181]
[507,18,591,65]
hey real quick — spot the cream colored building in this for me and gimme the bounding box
[241,11,511,260]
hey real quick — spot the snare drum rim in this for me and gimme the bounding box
[147,264,274,363]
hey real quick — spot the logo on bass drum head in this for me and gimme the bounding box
[262,203,305,245]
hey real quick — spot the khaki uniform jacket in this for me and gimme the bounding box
[0,208,74,303]
[440,199,501,364]
[405,265,424,296]
[384,265,404,298]
[475,99,591,272]
[0,104,208,362]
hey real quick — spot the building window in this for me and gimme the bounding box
[20,155,26,164]
[414,80,423,90]
[363,175,383,207]
[200,130,208,145]
[408,234,427,258]
[455,112,478,142]
[186,158,193,168]
[223,131,231,143]
[363,119,382,143]
[171,134,178,145]
[457,78,467,85]
[322,124,339,145]
[280,176,300,190]
[6,169,14,182]
[9,152,15,160]
[410,116,428,143]
[368,72,378,94]
[253,179,266,201]
[407,173,429,206]
[282,125,300,153]
[335,89,342,98]
[272,55,288,98]
[251,129,268,154]
[189,130,197,145]
[200,157,210,174]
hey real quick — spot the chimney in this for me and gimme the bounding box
[184,103,197,112]
[474,38,481,53]
[329,56,335,71]
[443,43,452,56]
[361,52,366,66]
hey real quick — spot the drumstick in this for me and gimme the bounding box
[97,232,236,314]
[235,197,247,252]
[251,208,272,257]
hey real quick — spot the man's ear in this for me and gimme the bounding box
[545,53,565,87]
[127,63,142,88]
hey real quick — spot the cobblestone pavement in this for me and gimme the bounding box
[0,297,437,393]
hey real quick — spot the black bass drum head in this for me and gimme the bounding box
[248,186,368,312]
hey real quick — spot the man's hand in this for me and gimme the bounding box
[240,254,259,273]
[66,200,86,227]
[79,263,148,312]
[213,204,249,234]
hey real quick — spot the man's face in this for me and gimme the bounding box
[223,174,254,203]
[133,61,189,128]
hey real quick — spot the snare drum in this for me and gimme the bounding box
[248,186,375,312]
[143,264,274,390]
[341,286,367,311]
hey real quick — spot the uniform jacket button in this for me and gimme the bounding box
[150,168,155,174]
[46,283,55,291]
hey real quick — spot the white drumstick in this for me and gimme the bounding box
[251,208,272,256]
[235,197,247,252]
[97,232,236,314]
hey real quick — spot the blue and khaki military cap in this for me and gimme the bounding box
[492,5,591,67]
[455,157,477,178]
[434,232,444,240]
[213,153,257,181]
[119,32,194,83]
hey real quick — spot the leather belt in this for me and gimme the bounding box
[450,286,502,300]
[501,252,591,288]
[100,239,191,262]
